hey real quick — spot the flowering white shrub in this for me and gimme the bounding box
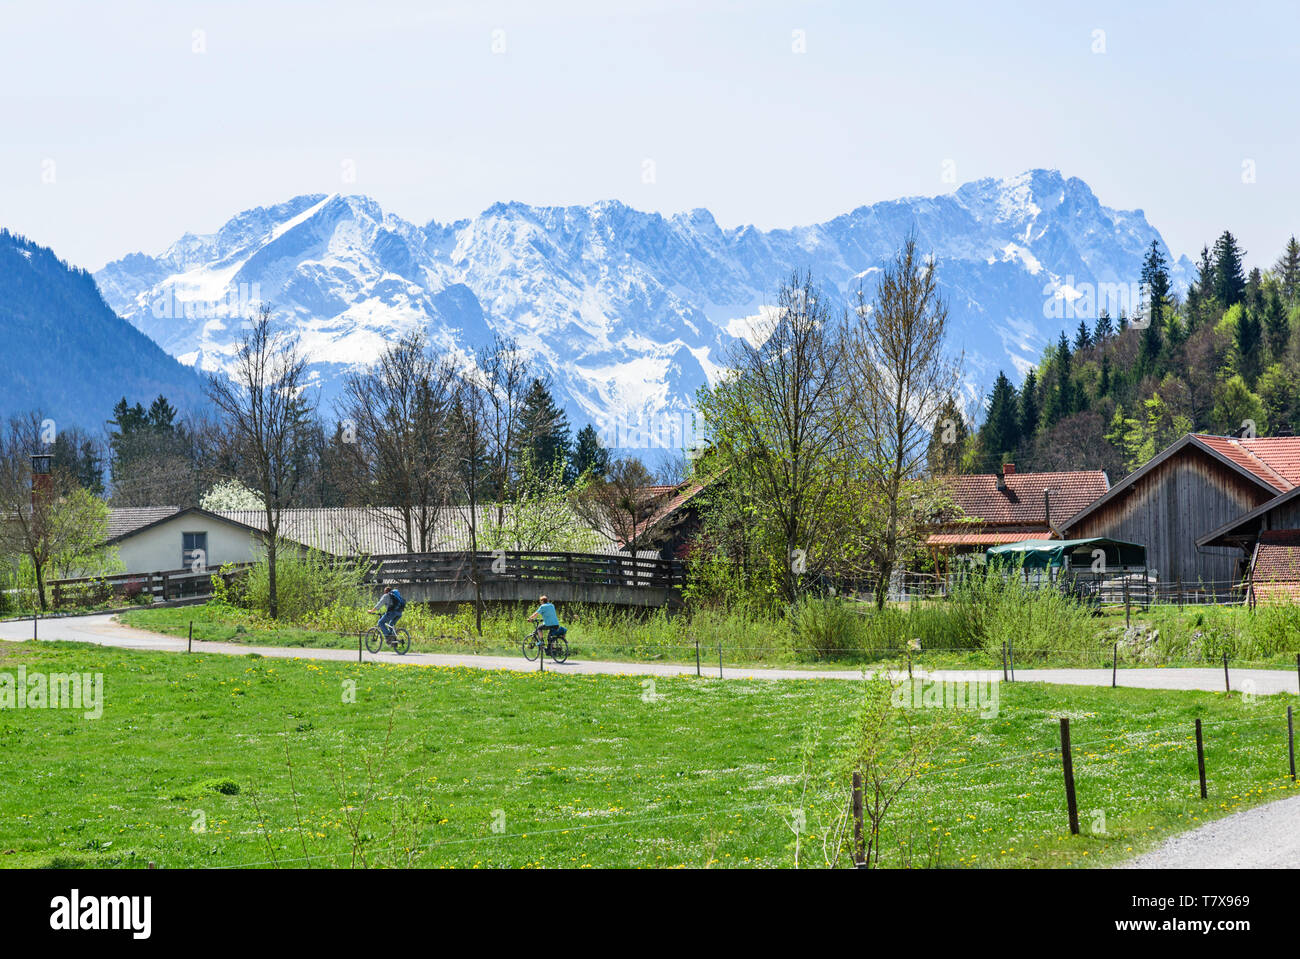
[200,479,263,511]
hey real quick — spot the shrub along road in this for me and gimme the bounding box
[3,612,1300,694]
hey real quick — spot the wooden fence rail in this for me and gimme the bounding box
[46,551,685,609]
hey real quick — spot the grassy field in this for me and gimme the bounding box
[3,638,1299,869]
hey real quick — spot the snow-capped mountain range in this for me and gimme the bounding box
[94,169,1192,446]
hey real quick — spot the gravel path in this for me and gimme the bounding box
[1122,793,1300,868]
[3,612,1299,694]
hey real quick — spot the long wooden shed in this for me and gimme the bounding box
[1060,434,1300,590]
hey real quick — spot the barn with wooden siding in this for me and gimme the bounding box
[1060,434,1300,590]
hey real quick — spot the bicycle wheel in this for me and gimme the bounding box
[522,632,541,661]
[393,628,411,655]
[363,627,384,654]
[549,635,569,664]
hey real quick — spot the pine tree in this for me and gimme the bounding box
[1276,236,1300,305]
[1019,369,1040,439]
[1098,354,1112,400]
[1074,320,1092,351]
[1094,309,1114,342]
[1212,231,1247,307]
[571,424,610,480]
[1235,308,1263,387]
[517,378,572,478]
[979,372,1020,471]
[1139,241,1169,370]
[1043,332,1075,427]
[1263,284,1289,361]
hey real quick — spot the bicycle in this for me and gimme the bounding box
[362,623,411,655]
[523,624,569,664]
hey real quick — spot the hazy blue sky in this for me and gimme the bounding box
[3,0,1297,271]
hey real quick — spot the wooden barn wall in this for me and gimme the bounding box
[1066,448,1273,585]
[1262,498,1300,531]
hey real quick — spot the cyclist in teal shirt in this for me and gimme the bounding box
[528,594,566,642]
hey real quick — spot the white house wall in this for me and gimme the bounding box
[115,516,266,573]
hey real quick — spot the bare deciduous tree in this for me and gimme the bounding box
[205,306,316,619]
[477,334,530,525]
[574,456,666,550]
[848,235,962,608]
[336,331,460,552]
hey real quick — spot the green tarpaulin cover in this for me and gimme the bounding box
[984,537,1147,570]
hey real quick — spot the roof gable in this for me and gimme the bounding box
[1061,434,1287,532]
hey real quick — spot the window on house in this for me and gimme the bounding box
[182,531,208,570]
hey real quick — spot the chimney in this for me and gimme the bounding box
[1003,463,1015,476]
[30,453,53,510]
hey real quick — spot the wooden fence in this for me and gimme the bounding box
[46,550,685,610]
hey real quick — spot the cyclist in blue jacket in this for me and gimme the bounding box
[528,594,566,644]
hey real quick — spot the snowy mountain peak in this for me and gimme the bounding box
[94,171,1192,444]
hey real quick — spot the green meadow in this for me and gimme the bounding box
[2,639,1298,869]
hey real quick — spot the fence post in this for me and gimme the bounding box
[33,611,38,641]
[188,620,192,654]
[1112,642,1118,688]
[1289,706,1296,782]
[1008,641,1015,681]
[695,637,701,678]
[1001,642,1008,682]
[1222,652,1230,693]
[1059,717,1079,835]
[1123,577,1131,628]
[1295,653,1299,696]
[358,631,363,664]
[851,770,865,867]
[1195,718,1207,799]
[718,642,723,679]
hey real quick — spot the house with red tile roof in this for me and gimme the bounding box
[926,464,1110,563]
[1061,433,1300,590]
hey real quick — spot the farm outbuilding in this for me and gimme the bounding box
[1060,434,1300,593]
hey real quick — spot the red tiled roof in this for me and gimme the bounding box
[1248,530,1300,603]
[1193,435,1300,493]
[939,471,1109,527]
[926,530,1051,547]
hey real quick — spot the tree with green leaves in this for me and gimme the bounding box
[1074,320,1092,351]
[1139,241,1170,370]
[925,396,969,476]
[1019,369,1040,439]
[1234,306,1263,387]
[570,424,610,480]
[1275,236,1300,305]
[1093,309,1114,343]
[517,377,572,479]
[1210,374,1267,437]
[1042,333,1075,427]
[1263,284,1289,361]
[698,270,856,604]
[1212,231,1247,307]
[978,372,1020,471]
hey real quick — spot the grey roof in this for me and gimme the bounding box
[107,505,648,557]
[105,507,182,540]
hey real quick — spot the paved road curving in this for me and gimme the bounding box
[3,612,1300,694]
[1122,793,1300,868]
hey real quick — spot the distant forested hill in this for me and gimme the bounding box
[0,229,206,430]
[933,232,1300,480]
